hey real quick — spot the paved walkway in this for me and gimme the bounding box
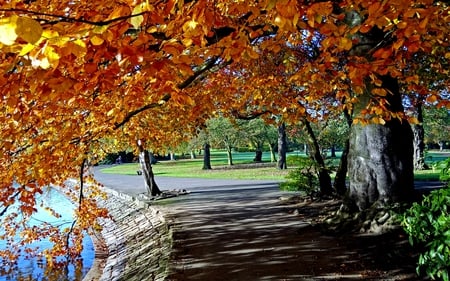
[92,166,442,280]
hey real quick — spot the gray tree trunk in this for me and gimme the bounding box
[226,146,233,166]
[412,102,428,170]
[269,143,277,163]
[138,143,162,196]
[277,123,287,169]
[302,118,333,195]
[333,111,352,196]
[202,142,212,170]
[347,76,414,211]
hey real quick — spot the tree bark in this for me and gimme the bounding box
[412,101,428,170]
[137,142,162,196]
[253,140,264,162]
[302,118,333,196]
[226,146,233,166]
[269,142,277,162]
[333,111,352,196]
[347,76,414,211]
[202,142,212,170]
[277,123,287,169]
[253,149,263,162]
[330,146,336,158]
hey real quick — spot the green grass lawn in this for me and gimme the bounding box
[100,150,448,181]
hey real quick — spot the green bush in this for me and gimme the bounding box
[439,157,450,182]
[402,159,450,281]
[280,156,319,196]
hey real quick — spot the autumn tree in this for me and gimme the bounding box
[0,0,448,270]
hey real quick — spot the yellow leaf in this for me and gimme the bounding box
[340,37,352,50]
[44,46,60,62]
[266,0,277,10]
[15,17,43,44]
[93,25,109,34]
[108,6,128,21]
[39,57,50,69]
[147,26,158,33]
[18,43,35,56]
[130,5,144,29]
[0,16,18,45]
[90,35,104,46]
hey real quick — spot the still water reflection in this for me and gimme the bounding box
[0,188,94,281]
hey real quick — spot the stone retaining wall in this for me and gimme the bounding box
[83,188,172,281]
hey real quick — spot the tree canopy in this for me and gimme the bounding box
[1,0,449,269]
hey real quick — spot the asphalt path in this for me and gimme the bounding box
[92,165,445,280]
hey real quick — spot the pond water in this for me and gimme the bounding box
[0,188,95,281]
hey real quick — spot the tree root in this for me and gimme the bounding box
[321,201,406,235]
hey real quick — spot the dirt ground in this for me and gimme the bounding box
[166,193,423,281]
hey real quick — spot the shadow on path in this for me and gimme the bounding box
[93,167,440,280]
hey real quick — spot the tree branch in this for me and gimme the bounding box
[0,8,149,26]
[114,57,223,129]
[231,109,272,120]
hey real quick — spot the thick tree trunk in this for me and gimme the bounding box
[302,118,333,196]
[277,123,287,169]
[412,102,428,170]
[254,150,263,162]
[333,111,352,196]
[253,141,263,162]
[226,146,233,166]
[202,142,212,170]
[137,142,162,196]
[347,77,414,211]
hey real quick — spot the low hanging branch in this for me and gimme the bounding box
[114,57,222,130]
[0,7,153,26]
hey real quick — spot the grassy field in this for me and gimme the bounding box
[100,150,449,181]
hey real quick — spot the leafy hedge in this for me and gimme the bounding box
[402,158,450,281]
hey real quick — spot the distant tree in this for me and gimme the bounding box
[423,107,450,151]
[238,119,278,162]
[207,117,241,166]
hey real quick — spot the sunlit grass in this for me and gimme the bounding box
[100,150,448,181]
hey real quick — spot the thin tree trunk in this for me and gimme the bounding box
[302,118,333,196]
[412,101,428,170]
[137,141,162,196]
[333,111,352,196]
[226,146,233,166]
[330,146,336,158]
[269,143,277,162]
[347,76,414,211]
[190,150,196,159]
[202,142,212,170]
[277,123,287,169]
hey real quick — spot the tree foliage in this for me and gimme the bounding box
[0,0,449,271]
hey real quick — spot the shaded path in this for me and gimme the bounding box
[93,166,429,280]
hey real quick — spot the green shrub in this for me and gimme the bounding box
[280,156,319,196]
[402,178,450,280]
[440,157,450,182]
